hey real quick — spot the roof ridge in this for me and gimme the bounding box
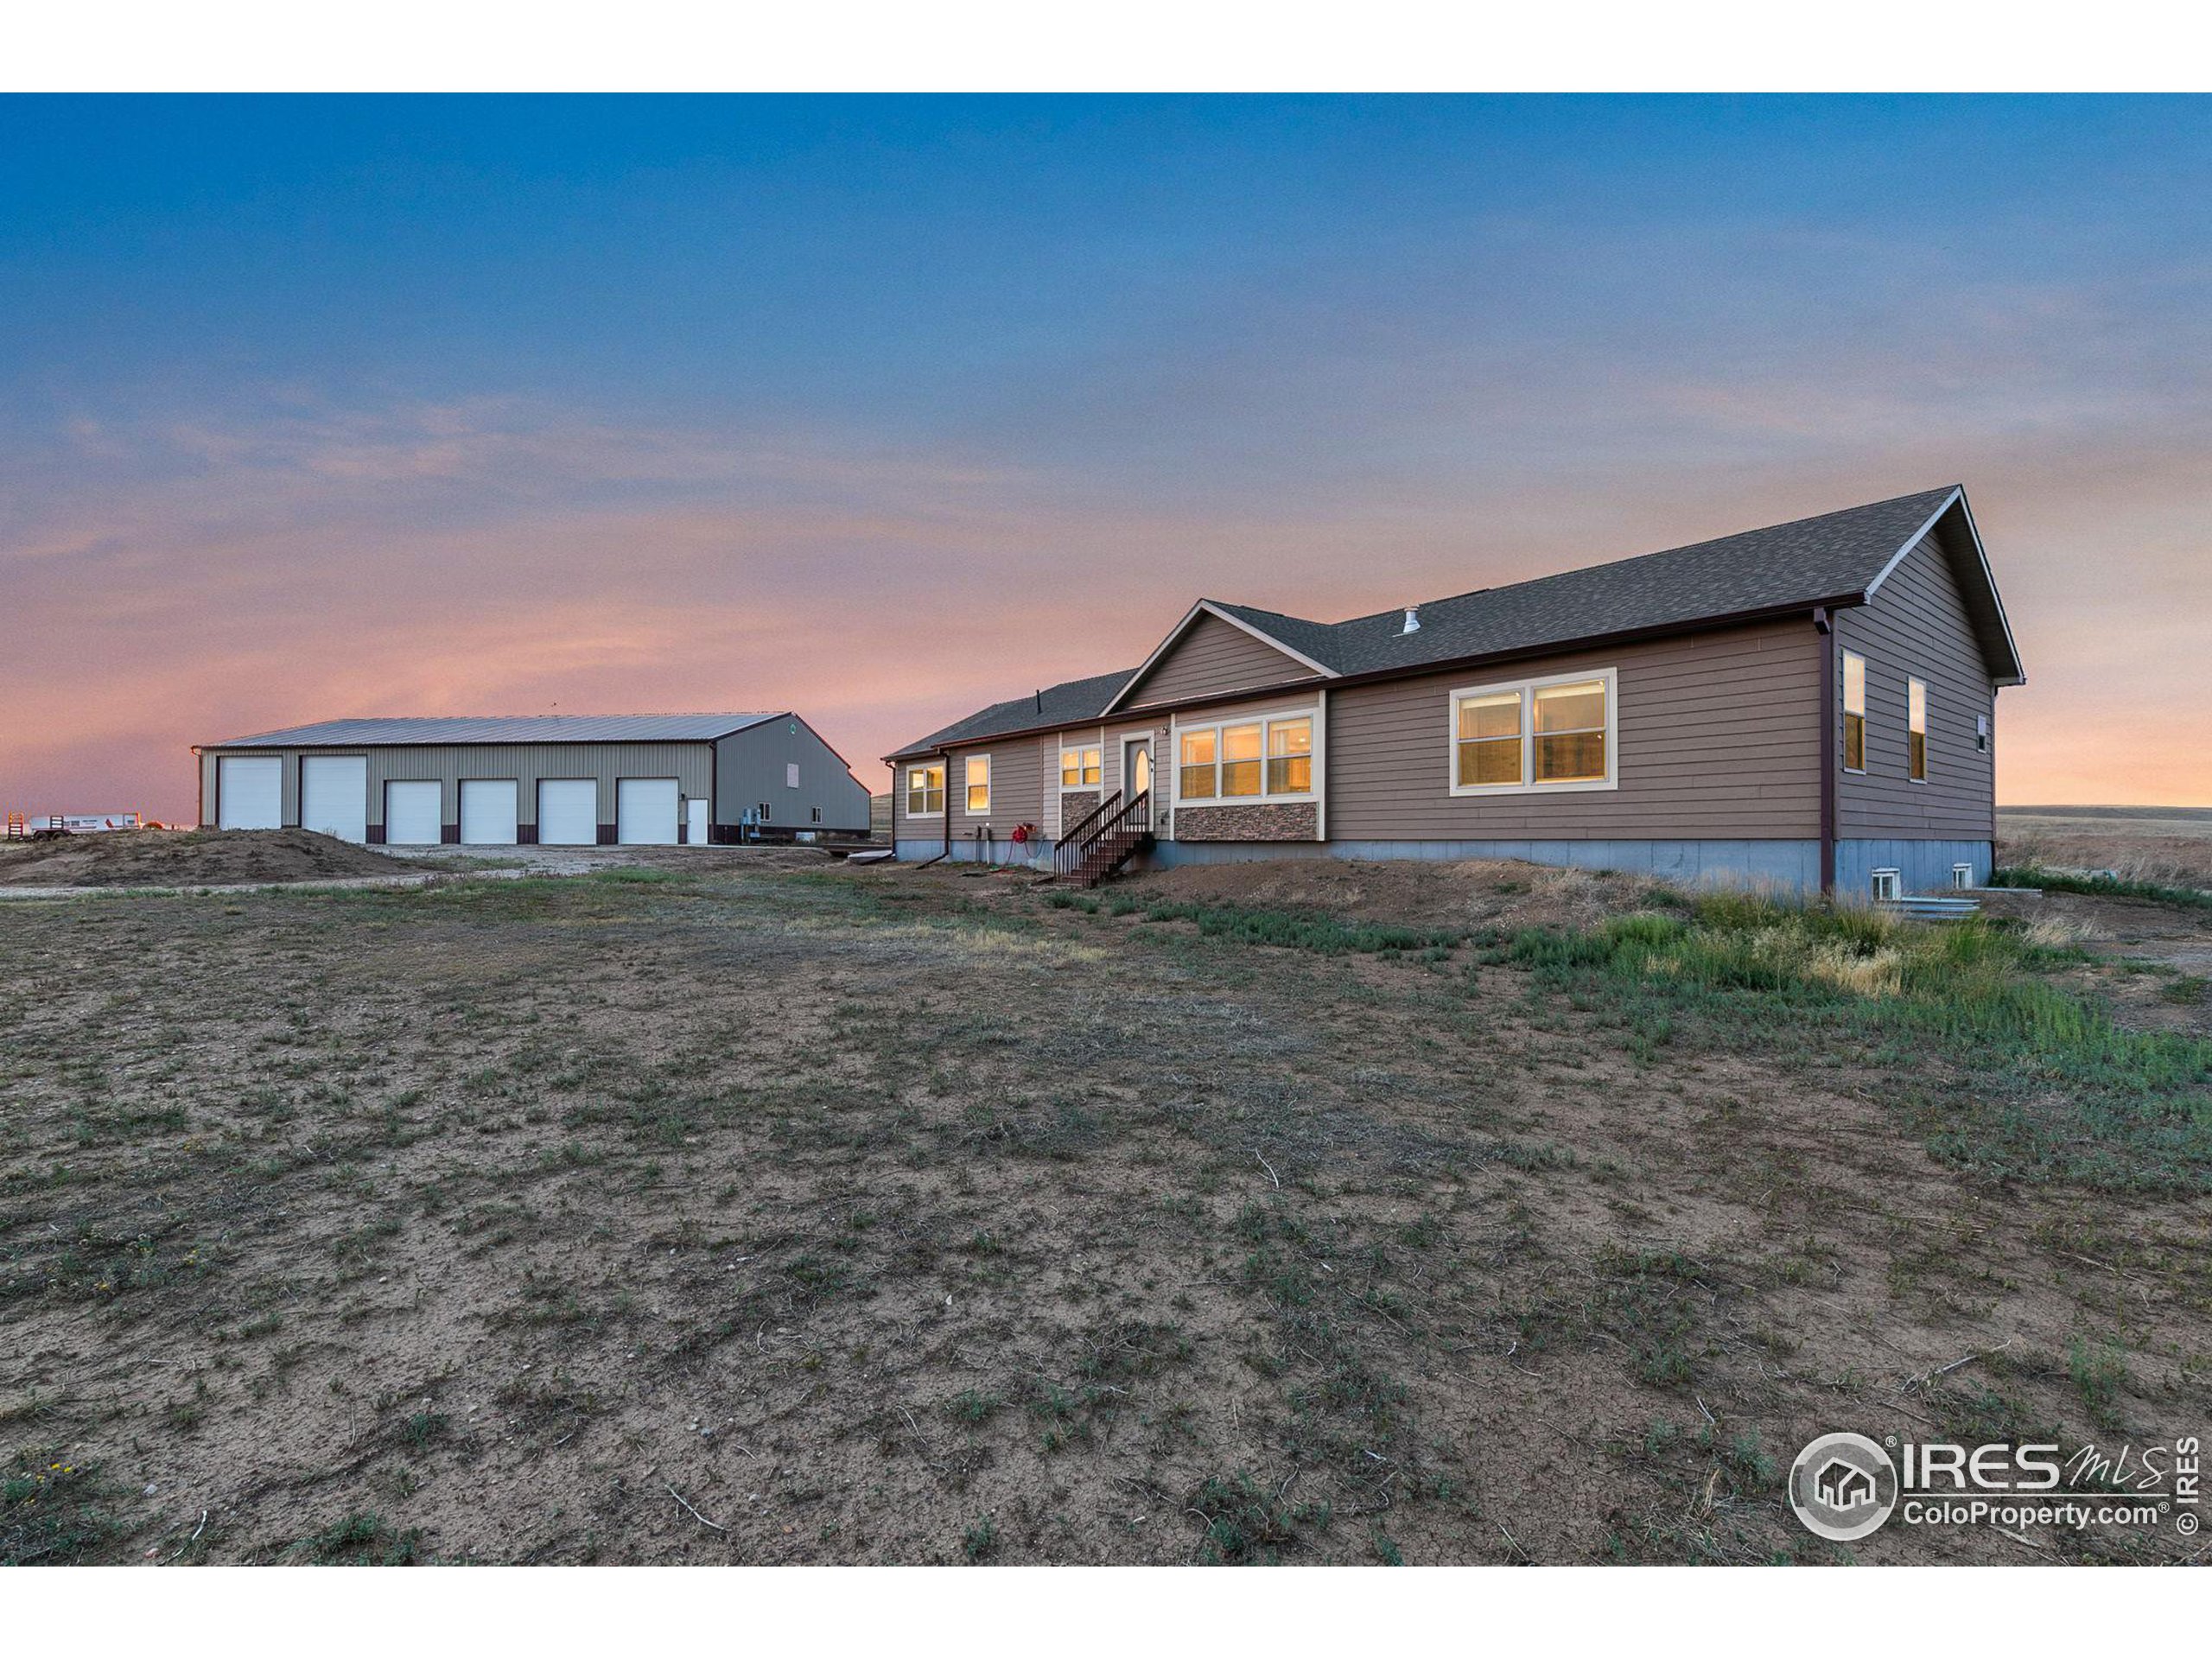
[1320,485,1961,628]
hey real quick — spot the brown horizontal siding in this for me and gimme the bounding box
[1122,612,1323,709]
[942,736,1045,837]
[1326,620,1823,840]
[1835,531,1996,840]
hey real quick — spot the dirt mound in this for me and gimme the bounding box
[0,828,412,888]
[1119,855,1670,932]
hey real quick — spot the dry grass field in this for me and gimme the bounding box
[3,844,2209,1566]
[1999,804,2212,889]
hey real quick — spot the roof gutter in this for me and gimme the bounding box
[885,594,1872,761]
[1815,607,1837,897]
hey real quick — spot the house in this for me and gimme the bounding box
[1814,1458,1878,1512]
[883,486,2023,896]
[194,714,873,846]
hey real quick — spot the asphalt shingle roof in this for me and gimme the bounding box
[892,485,2010,760]
[207,714,779,748]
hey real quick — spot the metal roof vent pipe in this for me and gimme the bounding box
[1402,606,1421,634]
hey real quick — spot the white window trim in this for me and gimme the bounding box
[1057,729,1106,792]
[1169,702,1323,812]
[904,762,944,820]
[964,753,991,816]
[1447,667,1618,796]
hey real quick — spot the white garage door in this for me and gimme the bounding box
[618,778,679,845]
[217,755,283,830]
[460,779,519,845]
[301,755,368,843]
[537,779,598,846]
[384,779,443,846]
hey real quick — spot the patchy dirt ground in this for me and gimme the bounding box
[2,860,2206,1566]
[0,830,410,889]
[1974,887,2212,1040]
[382,843,855,877]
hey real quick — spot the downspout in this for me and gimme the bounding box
[912,747,953,868]
[1815,607,1836,897]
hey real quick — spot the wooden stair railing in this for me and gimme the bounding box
[1052,790,1121,880]
[1069,789,1152,888]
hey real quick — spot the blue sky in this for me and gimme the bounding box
[4,95,2208,812]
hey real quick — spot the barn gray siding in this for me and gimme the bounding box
[1121,612,1322,709]
[714,715,873,833]
[198,742,713,836]
[1324,620,1823,841]
[1834,531,1998,842]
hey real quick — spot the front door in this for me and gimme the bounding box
[1123,737,1153,802]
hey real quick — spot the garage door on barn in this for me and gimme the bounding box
[617,778,679,845]
[537,779,598,846]
[460,779,518,845]
[218,755,283,830]
[301,755,368,842]
[384,779,443,846]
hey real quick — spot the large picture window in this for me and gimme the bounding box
[1267,718,1313,794]
[1908,677,1928,781]
[1059,743,1102,788]
[964,753,991,814]
[1842,651,1867,772]
[905,763,944,817]
[1450,671,1616,793]
[1179,728,1217,799]
[1456,690,1522,786]
[1174,709,1319,804]
[1221,723,1263,797]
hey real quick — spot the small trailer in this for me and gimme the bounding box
[4,811,145,839]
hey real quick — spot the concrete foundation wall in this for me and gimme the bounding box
[898,832,1993,897]
[1834,837,1992,896]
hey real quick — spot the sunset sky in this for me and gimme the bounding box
[4,94,2208,818]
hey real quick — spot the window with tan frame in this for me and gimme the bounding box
[1059,742,1102,789]
[964,753,991,814]
[1842,651,1867,772]
[905,763,944,817]
[1450,670,1616,793]
[1908,677,1929,782]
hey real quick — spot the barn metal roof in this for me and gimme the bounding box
[204,713,780,748]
